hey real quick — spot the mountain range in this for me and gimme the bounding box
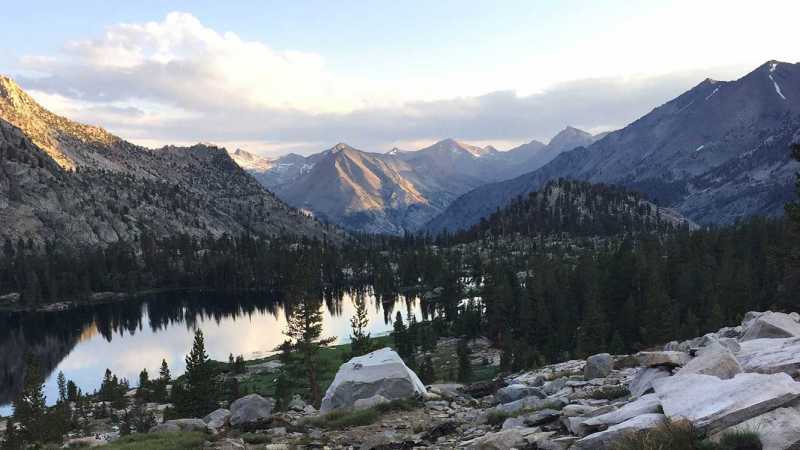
[231,128,601,234]
[0,75,338,248]
[426,60,800,233]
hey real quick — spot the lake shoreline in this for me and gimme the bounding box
[0,286,282,314]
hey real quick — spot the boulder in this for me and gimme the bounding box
[501,417,526,429]
[495,384,545,404]
[737,337,800,375]
[320,347,425,414]
[711,401,800,450]
[427,383,465,401]
[150,418,208,433]
[541,378,568,396]
[636,351,691,368]
[462,428,554,450]
[628,367,671,398]
[491,395,566,415]
[511,373,546,387]
[675,342,742,379]
[653,372,800,434]
[353,394,389,410]
[562,404,598,417]
[202,408,230,431]
[572,414,666,450]
[741,311,800,341]
[229,394,274,428]
[717,337,741,353]
[582,394,661,429]
[287,395,307,412]
[520,408,561,426]
[584,353,613,379]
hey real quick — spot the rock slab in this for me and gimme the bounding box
[653,372,800,434]
[741,311,800,341]
[676,342,742,379]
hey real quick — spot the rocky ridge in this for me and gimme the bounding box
[426,60,800,233]
[233,128,599,235]
[0,75,338,247]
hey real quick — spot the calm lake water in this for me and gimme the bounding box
[0,289,423,415]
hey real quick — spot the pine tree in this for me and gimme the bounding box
[66,380,78,402]
[419,356,435,384]
[136,368,150,402]
[56,371,67,403]
[349,295,372,357]
[11,357,62,446]
[153,359,170,402]
[392,311,413,358]
[159,359,171,384]
[284,296,335,408]
[575,296,607,358]
[180,328,218,417]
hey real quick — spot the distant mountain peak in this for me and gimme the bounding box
[426,138,493,157]
[330,142,356,154]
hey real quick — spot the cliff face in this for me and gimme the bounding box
[0,76,339,248]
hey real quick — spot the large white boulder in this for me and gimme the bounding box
[320,347,425,414]
[572,414,666,450]
[653,372,800,434]
[711,401,800,450]
[675,342,742,379]
[740,311,800,341]
[737,337,800,375]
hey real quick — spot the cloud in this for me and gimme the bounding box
[12,12,755,155]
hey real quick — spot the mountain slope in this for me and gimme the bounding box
[426,61,800,233]
[456,179,693,241]
[272,143,476,234]
[234,130,596,235]
[0,75,338,247]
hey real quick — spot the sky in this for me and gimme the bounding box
[1,0,799,156]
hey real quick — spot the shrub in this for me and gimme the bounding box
[241,432,272,444]
[485,410,511,426]
[612,420,762,450]
[717,430,762,450]
[304,398,421,430]
[590,385,631,400]
[98,432,206,450]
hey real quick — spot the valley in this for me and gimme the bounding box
[1,6,799,448]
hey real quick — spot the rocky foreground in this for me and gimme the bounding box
[57,311,800,449]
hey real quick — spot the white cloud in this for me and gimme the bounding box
[10,10,793,155]
[21,12,385,113]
